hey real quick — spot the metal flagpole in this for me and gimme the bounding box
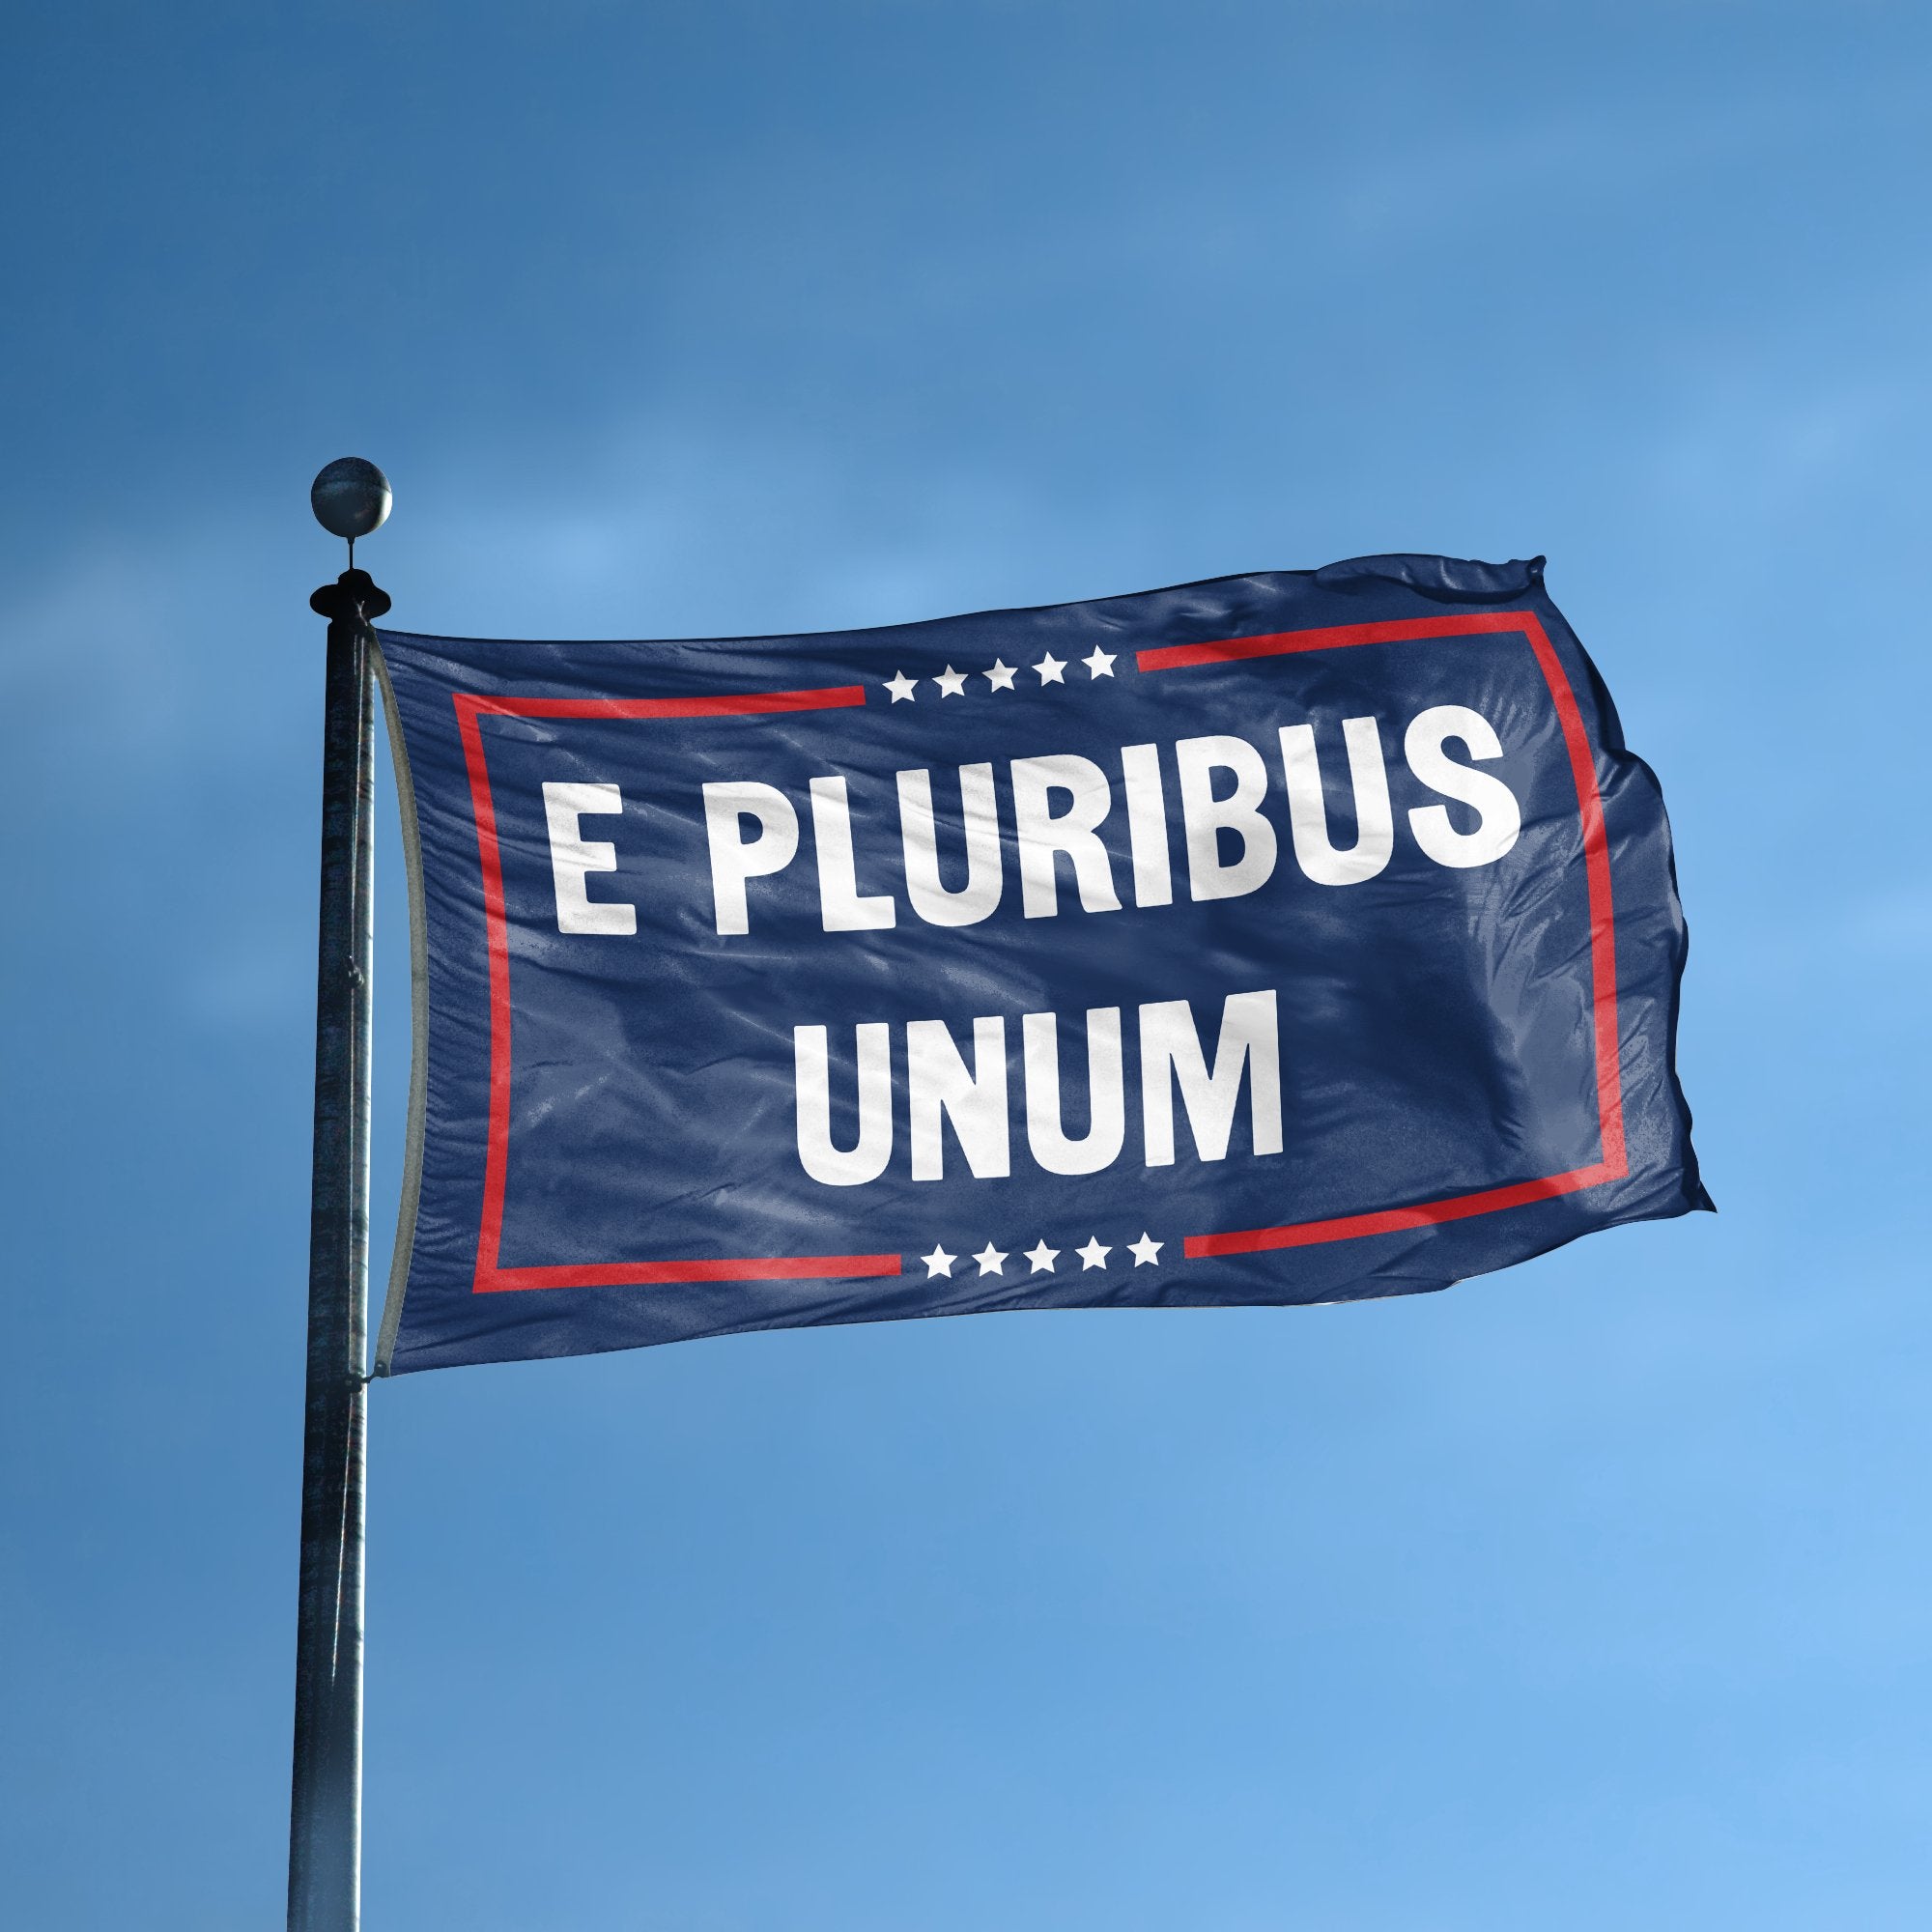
[290,459,392,1932]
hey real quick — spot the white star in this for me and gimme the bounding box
[1128,1233,1164,1267]
[922,1245,956,1279]
[1076,1236,1112,1270]
[982,659,1017,692]
[933,665,968,697]
[1082,646,1117,679]
[1024,1239,1060,1274]
[884,670,918,703]
[1033,652,1066,685]
[973,1241,1008,1276]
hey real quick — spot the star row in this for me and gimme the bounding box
[919,1233,1163,1279]
[883,648,1117,703]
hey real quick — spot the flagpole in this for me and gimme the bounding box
[290,461,391,1932]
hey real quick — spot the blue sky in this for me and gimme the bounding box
[3,3,1929,1926]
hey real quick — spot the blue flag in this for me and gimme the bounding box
[372,554,1707,1375]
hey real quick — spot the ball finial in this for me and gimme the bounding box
[310,457,392,542]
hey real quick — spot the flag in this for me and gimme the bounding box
[371,554,1707,1374]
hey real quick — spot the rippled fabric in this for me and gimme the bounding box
[374,554,1707,1375]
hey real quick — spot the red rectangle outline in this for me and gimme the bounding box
[1138,610,1628,1255]
[454,684,901,1293]
[453,611,1626,1292]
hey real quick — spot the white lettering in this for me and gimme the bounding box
[792,1023,894,1185]
[1176,734,1277,901]
[908,1017,1010,1179]
[809,777,895,932]
[1278,718,1394,886]
[702,781,799,935]
[1119,743,1174,908]
[897,764,1003,926]
[1139,991,1283,1166]
[1022,1008,1125,1175]
[1404,705,1521,867]
[542,782,637,936]
[1011,754,1121,919]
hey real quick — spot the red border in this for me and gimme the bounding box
[453,611,1627,1293]
[1137,611,1628,1256]
[454,684,901,1293]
